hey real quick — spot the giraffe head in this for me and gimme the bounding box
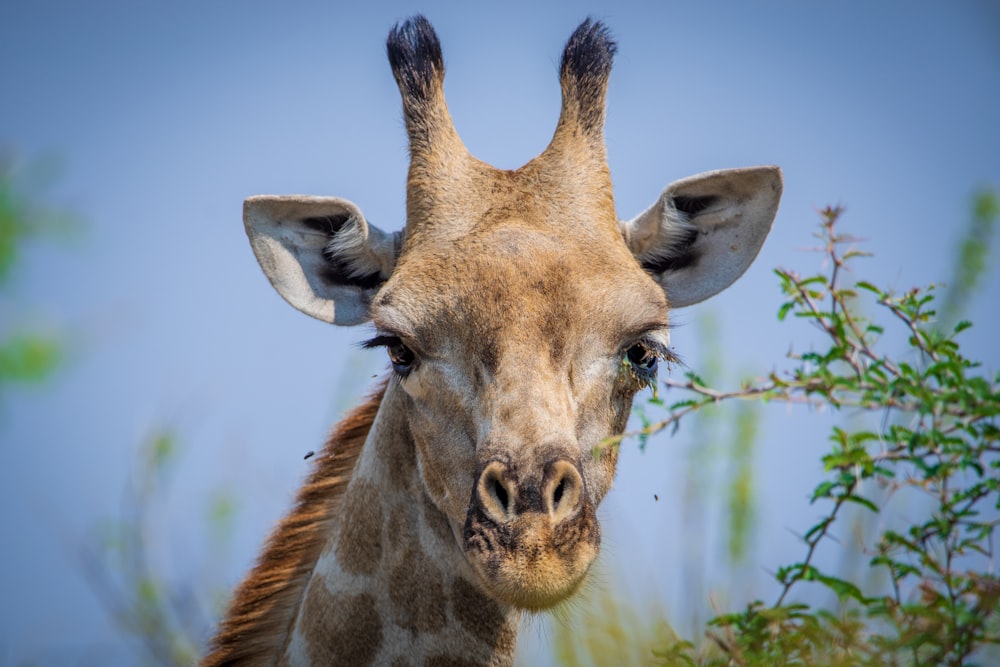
[243,16,780,611]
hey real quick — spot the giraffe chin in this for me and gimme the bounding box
[463,510,601,611]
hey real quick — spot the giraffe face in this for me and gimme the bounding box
[368,219,671,609]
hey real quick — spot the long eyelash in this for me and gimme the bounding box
[643,338,682,366]
[359,334,400,349]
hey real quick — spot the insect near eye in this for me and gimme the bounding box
[626,343,658,372]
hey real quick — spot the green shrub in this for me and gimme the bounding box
[632,208,1000,666]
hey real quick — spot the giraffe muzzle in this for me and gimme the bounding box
[462,456,600,610]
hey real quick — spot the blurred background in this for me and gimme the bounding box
[2,1,998,664]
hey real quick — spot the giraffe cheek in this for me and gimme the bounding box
[582,444,618,506]
[412,428,478,529]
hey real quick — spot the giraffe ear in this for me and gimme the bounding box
[243,195,401,325]
[620,166,782,308]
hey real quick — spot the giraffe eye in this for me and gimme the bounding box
[387,341,415,374]
[625,343,658,372]
[362,334,417,376]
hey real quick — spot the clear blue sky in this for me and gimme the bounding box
[2,1,998,663]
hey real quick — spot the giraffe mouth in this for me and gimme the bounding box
[462,504,601,610]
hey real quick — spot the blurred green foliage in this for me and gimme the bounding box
[726,403,758,565]
[84,429,203,666]
[0,151,80,392]
[939,188,998,330]
[1,150,223,664]
[0,332,61,384]
[84,424,246,665]
[553,585,685,667]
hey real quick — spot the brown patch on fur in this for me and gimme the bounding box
[301,585,382,666]
[413,430,448,501]
[451,577,514,653]
[385,421,417,491]
[335,478,384,576]
[387,502,418,544]
[201,380,387,667]
[422,491,454,545]
[389,545,448,633]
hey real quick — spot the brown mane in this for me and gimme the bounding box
[202,379,387,666]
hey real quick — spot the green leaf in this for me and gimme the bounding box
[815,573,868,603]
[855,280,882,295]
[810,480,838,503]
[777,300,796,321]
[841,493,879,513]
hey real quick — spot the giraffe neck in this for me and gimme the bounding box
[282,382,523,666]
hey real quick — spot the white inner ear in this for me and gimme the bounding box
[244,195,399,326]
[621,166,782,308]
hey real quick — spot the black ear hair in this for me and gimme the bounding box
[673,195,719,217]
[637,196,718,274]
[300,216,385,290]
[640,227,700,274]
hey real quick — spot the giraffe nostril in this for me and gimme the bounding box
[552,479,565,508]
[492,477,509,513]
[478,461,516,522]
[545,460,584,520]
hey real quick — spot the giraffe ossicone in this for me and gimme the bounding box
[205,14,781,667]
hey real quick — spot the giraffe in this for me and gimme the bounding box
[204,15,781,667]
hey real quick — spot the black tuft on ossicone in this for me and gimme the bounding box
[387,15,444,102]
[561,18,617,86]
[559,18,617,134]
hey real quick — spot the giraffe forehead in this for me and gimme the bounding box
[374,226,666,357]
[401,134,620,241]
